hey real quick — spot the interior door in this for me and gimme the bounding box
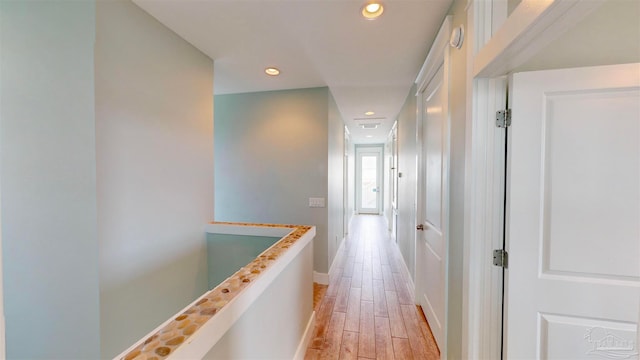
[506,63,640,359]
[356,146,382,214]
[417,64,447,349]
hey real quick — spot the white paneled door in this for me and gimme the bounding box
[417,64,448,350]
[506,63,640,359]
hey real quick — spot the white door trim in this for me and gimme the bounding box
[416,16,452,94]
[463,0,608,359]
[463,76,508,360]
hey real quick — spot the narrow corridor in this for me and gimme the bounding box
[305,215,439,359]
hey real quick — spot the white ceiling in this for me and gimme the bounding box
[133,0,453,144]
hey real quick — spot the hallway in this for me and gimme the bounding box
[305,215,439,359]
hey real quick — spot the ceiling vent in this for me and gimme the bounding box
[361,123,380,129]
[354,117,386,121]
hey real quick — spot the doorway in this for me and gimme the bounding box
[356,146,383,215]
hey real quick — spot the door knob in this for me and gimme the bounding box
[416,224,424,231]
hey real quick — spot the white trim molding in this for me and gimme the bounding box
[463,76,508,360]
[294,311,316,360]
[473,0,605,77]
[416,16,453,93]
[396,242,415,297]
[313,271,329,285]
[328,236,346,284]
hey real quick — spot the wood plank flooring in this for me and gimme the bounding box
[305,215,440,360]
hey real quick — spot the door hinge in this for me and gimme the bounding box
[493,249,508,268]
[496,109,511,128]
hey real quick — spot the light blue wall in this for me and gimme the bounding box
[214,88,331,273]
[1,1,215,358]
[95,1,214,358]
[0,1,100,357]
[207,234,280,288]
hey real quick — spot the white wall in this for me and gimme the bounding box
[95,1,214,357]
[347,137,356,223]
[327,92,345,268]
[203,241,313,359]
[214,88,331,273]
[0,1,100,357]
[396,86,418,281]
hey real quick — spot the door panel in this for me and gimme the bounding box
[425,81,444,231]
[507,63,640,359]
[418,64,447,349]
[542,90,639,279]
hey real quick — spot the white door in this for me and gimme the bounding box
[417,64,448,349]
[356,146,382,214]
[506,63,640,359]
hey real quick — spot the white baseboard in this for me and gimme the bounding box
[402,261,416,299]
[328,236,346,283]
[393,242,416,299]
[314,236,347,285]
[313,271,329,285]
[294,311,316,360]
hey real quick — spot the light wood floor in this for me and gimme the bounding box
[305,215,440,360]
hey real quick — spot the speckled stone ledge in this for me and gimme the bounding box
[121,222,312,360]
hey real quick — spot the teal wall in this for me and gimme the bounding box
[214,88,331,273]
[1,1,215,358]
[207,234,280,288]
[95,1,214,358]
[0,1,100,357]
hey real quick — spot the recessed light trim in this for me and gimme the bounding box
[265,67,280,76]
[365,111,375,116]
[362,2,384,20]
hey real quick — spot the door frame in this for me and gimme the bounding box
[355,144,384,215]
[344,127,350,235]
[463,0,608,359]
[415,15,451,358]
[388,122,398,239]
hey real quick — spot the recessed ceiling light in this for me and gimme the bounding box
[265,67,280,76]
[365,111,375,116]
[362,2,384,20]
[366,135,374,138]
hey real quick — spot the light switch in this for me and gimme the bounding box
[309,197,325,208]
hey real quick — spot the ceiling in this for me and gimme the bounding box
[133,0,453,144]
